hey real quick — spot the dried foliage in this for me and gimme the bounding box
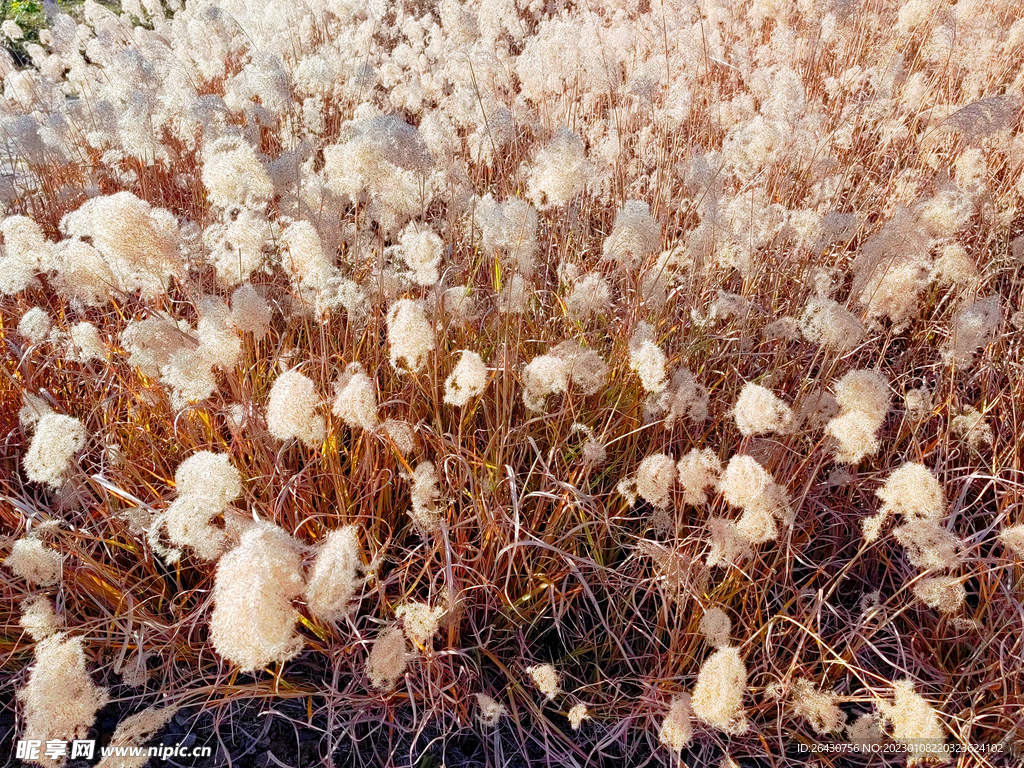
[2,0,1024,766]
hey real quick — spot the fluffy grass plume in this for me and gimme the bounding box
[304,525,363,622]
[23,413,86,489]
[526,663,561,702]
[266,368,326,448]
[17,634,109,768]
[658,694,694,753]
[691,647,749,735]
[4,537,61,586]
[879,680,949,765]
[209,523,305,672]
[733,382,794,436]
[366,627,408,691]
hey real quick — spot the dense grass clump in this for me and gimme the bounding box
[2,1,1024,766]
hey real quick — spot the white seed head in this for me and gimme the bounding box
[826,370,890,463]
[733,383,793,436]
[999,524,1024,558]
[893,519,962,570]
[878,679,947,762]
[386,299,435,372]
[719,455,790,530]
[691,646,749,734]
[522,353,569,412]
[395,601,446,648]
[603,199,660,268]
[5,537,62,586]
[154,451,242,563]
[526,663,561,701]
[835,370,890,418]
[790,678,845,734]
[950,406,993,448]
[444,350,488,407]
[282,220,332,291]
[60,192,182,301]
[565,272,611,319]
[69,322,105,362]
[161,348,218,410]
[409,461,442,534]
[366,626,408,690]
[526,128,589,210]
[209,523,305,672]
[913,575,966,614]
[18,392,53,433]
[826,410,881,465]
[230,283,272,337]
[658,694,693,753]
[2,19,24,40]
[19,596,61,641]
[24,414,87,489]
[943,295,1002,366]
[799,296,865,351]
[305,525,363,621]
[17,634,109,763]
[18,307,52,344]
[399,224,443,286]
[904,386,933,421]
[332,363,378,430]
[877,463,944,522]
[635,453,676,509]
[382,419,416,455]
[705,518,753,567]
[677,449,721,506]
[476,694,507,727]
[202,138,273,209]
[568,703,590,730]
[699,606,732,648]
[629,339,668,394]
[267,369,325,448]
